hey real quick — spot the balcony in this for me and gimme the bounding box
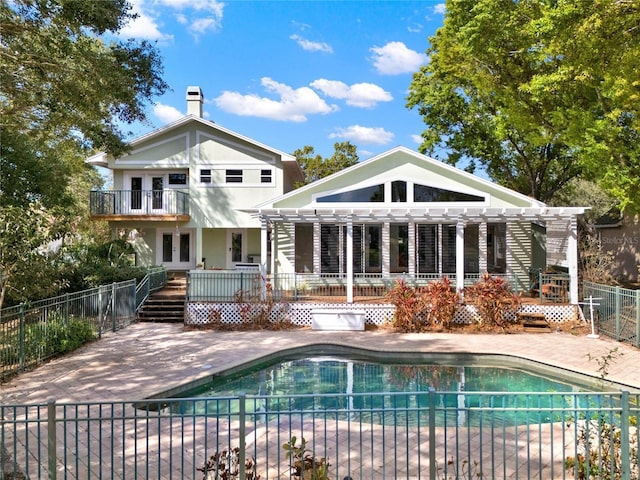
[90,190,190,221]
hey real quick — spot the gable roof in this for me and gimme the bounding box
[250,146,588,223]
[86,114,298,168]
[258,146,545,209]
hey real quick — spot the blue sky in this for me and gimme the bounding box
[117,1,446,160]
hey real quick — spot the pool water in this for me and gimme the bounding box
[166,355,592,425]
[181,357,579,398]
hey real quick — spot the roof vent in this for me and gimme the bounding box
[186,86,203,117]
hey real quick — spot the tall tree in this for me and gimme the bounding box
[1,0,168,157]
[0,0,168,306]
[407,0,640,209]
[293,142,359,186]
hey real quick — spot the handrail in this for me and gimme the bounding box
[90,190,189,216]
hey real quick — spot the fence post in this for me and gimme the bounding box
[64,294,69,323]
[620,390,630,480]
[615,286,621,340]
[428,387,436,480]
[238,392,246,479]
[47,398,57,480]
[98,287,103,338]
[19,304,25,371]
[111,282,117,332]
[636,290,640,348]
[538,271,543,304]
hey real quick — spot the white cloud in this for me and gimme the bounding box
[119,0,224,41]
[434,3,446,14]
[329,125,394,145]
[290,34,333,53]
[214,77,338,122]
[190,16,221,35]
[119,0,173,41]
[153,103,184,123]
[310,79,393,108]
[411,134,423,144]
[370,41,428,75]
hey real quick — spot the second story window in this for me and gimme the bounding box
[168,173,187,185]
[261,169,273,183]
[200,169,212,184]
[226,169,243,183]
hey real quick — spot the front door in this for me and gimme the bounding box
[158,229,192,269]
[226,229,246,268]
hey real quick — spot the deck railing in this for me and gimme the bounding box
[90,190,190,216]
[187,271,526,303]
[2,390,637,479]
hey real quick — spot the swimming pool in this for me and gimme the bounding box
[157,346,603,425]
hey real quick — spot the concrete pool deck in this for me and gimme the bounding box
[2,322,639,404]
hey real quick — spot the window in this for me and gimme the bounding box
[416,224,438,273]
[200,169,211,184]
[390,224,409,273]
[168,173,187,185]
[414,184,484,202]
[318,184,384,203]
[487,223,507,273]
[391,181,407,202]
[226,169,243,183]
[261,169,273,184]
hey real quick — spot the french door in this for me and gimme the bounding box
[158,229,193,269]
[126,174,167,214]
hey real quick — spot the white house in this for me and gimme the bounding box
[88,86,304,271]
[88,86,587,306]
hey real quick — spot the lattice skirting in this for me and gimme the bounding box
[185,302,579,327]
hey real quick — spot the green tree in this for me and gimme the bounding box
[293,141,359,186]
[407,0,640,209]
[0,205,68,308]
[1,0,168,157]
[0,0,168,306]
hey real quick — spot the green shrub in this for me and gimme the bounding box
[24,314,95,361]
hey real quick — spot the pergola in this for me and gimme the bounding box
[255,206,588,304]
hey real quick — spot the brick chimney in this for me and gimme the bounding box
[186,86,203,117]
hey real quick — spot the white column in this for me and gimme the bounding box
[346,219,354,303]
[408,221,416,275]
[567,215,579,304]
[313,223,321,274]
[196,227,203,269]
[478,222,487,273]
[260,219,268,299]
[382,222,390,276]
[456,219,465,292]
